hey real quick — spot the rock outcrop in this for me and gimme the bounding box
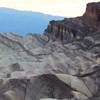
[0,1,100,100]
[0,74,74,100]
[45,2,100,42]
[84,2,100,21]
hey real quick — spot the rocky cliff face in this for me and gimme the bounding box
[84,2,100,21]
[45,2,100,42]
[0,1,100,100]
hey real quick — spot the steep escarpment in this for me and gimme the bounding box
[84,2,100,21]
[45,2,100,42]
[0,1,100,100]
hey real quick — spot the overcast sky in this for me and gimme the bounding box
[0,0,99,17]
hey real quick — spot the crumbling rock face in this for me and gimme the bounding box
[84,2,100,21]
[44,19,87,43]
[45,2,100,42]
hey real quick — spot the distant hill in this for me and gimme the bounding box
[0,7,63,35]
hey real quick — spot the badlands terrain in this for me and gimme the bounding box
[0,1,100,100]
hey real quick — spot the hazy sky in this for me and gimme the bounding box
[0,0,99,17]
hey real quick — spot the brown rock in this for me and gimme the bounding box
[83,2,100,21]
[45,2,100,42]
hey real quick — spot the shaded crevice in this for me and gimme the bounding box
[74,66,100,77]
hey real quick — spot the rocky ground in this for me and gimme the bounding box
[0,1,100,100]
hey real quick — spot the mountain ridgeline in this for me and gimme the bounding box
[0,7,63,35]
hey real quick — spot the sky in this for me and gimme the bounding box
[0,0,100,17]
